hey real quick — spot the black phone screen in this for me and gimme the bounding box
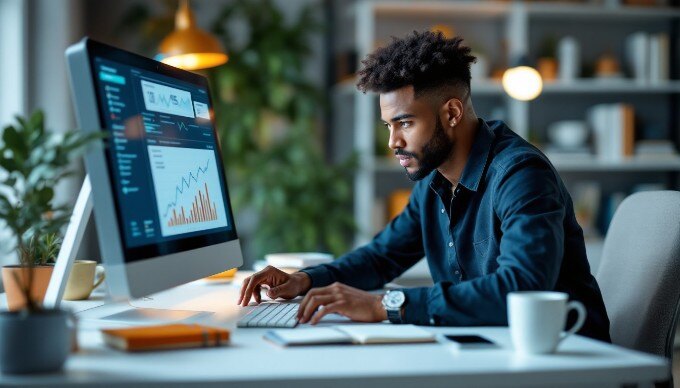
[444,335,495,344]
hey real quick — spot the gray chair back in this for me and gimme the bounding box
[596,190,680,359]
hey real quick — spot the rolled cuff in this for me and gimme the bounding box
[401,287,434,325]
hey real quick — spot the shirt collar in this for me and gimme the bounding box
[429,119,495,193]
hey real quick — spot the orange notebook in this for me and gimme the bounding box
[101,324,230,352]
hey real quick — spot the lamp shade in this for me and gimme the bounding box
[158,0,228,71]
[502,65,543,101]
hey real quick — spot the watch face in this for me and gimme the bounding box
[384,291,405,309]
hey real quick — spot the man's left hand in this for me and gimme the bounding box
[297,282,388,325]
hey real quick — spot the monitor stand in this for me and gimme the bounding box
[43,175,213,323]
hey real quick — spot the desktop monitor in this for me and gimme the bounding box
[65,38,243,304]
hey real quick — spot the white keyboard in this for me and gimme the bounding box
[237,302,300,328]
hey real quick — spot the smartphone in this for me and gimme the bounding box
[444,334,499,350]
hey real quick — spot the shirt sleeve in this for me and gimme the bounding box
[300,183,426,291]
[401,156,566,326]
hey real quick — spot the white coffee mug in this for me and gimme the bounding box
[508,291,586,355]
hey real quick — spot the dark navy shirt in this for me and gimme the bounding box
[302,119,611,342]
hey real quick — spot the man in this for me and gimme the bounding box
[238,31,611,341]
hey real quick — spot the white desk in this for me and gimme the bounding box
[0,276,669,387]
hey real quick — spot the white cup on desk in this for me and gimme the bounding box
[508,291,586,355]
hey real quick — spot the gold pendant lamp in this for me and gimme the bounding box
[158,0,228,70]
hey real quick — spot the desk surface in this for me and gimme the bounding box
[0,275,669,388]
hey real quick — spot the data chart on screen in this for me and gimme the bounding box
[148,145,229,237]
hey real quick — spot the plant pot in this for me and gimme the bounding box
[0,309,72,374]
[1,265,54,311]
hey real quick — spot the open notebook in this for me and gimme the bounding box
[263,324,436,347]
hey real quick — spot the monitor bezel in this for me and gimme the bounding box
[84,38,238,263]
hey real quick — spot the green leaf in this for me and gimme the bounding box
[2,126,27,163]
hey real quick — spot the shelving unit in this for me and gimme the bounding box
[332,0,680,249]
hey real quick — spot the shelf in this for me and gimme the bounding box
[333,78,504,96]
[371,1,509,19]
[541,80,680,95]
[548,156,680,172]
[335,79,680,97]
[374,156,680,173]
[527,3,680,20]
[357,1,680,21]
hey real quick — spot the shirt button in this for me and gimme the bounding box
[441,208,445,213]
[448,242,453,247]
[454,270,460,275]
[455,187,461,195]
[429,318,435,325]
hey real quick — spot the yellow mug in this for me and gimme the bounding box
[63,260,105,301]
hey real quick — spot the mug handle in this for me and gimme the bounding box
[90,266,106,293]
[559,300,587,343]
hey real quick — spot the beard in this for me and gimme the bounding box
[396,117,454,181]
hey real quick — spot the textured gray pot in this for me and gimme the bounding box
[0,309,71,374]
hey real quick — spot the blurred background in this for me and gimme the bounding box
[0,0,678,280]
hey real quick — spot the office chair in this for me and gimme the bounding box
[595,191,680,386]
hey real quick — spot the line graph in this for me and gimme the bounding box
[160,159,209,219]
[148,145,228,237]
[141,80,194,118]
[177,122,189,131]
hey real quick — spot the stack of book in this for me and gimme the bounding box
[634,140,678,159]
[625,32,669,84]
[102,324,230,352]
[587,103,635,161]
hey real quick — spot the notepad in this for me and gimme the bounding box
[263,324,436,347]
[101,324,230,352]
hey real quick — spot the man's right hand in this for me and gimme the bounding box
[237,266,312,307]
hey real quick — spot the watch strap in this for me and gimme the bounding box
[386,307,403,324]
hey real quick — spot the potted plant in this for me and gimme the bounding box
[0,110,99,374]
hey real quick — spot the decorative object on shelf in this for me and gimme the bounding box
[594,51,623,80]
[537,57,557,81]
[547,120,590,150]
[157,0,228,70]
[502,57,543,101]
[430,24,455,39]
[634,140,678,158]
[588,104,635,160]
[557,36,580,82]
[624,32,668,84]
[537,36,558,81]
[0,110,99,374]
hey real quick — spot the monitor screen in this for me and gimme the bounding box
[88,51,237,262]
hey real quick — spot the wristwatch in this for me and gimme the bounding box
[382,290,406,324]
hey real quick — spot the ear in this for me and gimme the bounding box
[440,98,463,129]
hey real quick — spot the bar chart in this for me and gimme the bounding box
[148,145,228,237]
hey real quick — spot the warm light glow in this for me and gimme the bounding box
[161,53,228,71]
[157,0,228,71]
[502,66,543,101]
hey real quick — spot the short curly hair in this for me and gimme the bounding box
[357,31,476,99]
